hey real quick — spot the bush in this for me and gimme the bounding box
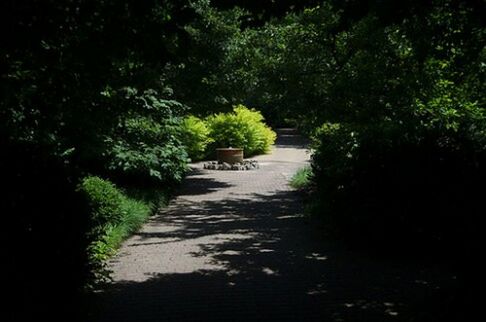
[104,114,188,184]
[77,176,168,284]
[181,115,213,161]
[311,120,484,254]
[78,176,125,232]
[289,166,313,190]
[206,105,276,156]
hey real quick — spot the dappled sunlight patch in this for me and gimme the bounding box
[193,214,238,220]
[220,250,242,256]
[204,218,253,224]
[209,233,257,242]
[276,214,300,220]
[258,249,275,253]
[226,269,241,276]
[307,282,328,295]
[111,232,261,282]
[341,299,403,318]
[305,253,328,261]
[261,267,279,276]
[307,289,328,295]
[384,302,399,316]
[139,224,183,233]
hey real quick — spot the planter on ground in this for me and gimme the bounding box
[216,148,244,164]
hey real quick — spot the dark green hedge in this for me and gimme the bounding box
[311,121,484,254]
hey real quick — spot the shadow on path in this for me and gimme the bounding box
[88,189,459,322]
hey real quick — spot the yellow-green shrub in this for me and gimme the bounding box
[206,105,276,156]
[181,116,213,161]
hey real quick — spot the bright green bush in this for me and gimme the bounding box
[206,105,276,156]
[181,115,213,161]
[234,105,277,155]
[205,111,244,149]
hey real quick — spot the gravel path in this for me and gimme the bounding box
[89,129,456,322]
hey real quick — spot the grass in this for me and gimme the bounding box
[81,178,171,286]
[289,166,312,190]
[102,187,169,256]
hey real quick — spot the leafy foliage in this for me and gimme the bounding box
[103,114,188,184]
[1,0,194,315]
[181,115,214,161]
[78,176,125,232]
[311,120,484,251]
[89,87,188,184]
[164,1,248,115]
[206,105,276,156]
[302,1,485,253]
[77,176,168,284]
[2,0,484,317]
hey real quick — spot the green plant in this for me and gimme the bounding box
[310,119,484,252]
[206,105,276,156]
[77,175,169,285]
[289,166,312,190]
[181,115,213,161]
[234,105,277,155]
[78,176,125,231]
[104,109,188,184]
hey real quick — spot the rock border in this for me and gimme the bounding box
[203,160,259,171]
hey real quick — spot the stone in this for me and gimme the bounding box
[222,162,231,170]
[203,159,259,171]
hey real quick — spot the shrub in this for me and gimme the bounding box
[104,115,188,184]
[205,110,244,149]
[78,176,125,232]
[206,105,276,156]
[311,120,484,253]
[234,105,277,155]
[289,166,313,190]
[77,176,168,284]
[181,115,213,161]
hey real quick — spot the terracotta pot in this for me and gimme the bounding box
[216,148,244,164]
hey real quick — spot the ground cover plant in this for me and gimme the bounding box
[78,176,169,284]
[289,166,313,190]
